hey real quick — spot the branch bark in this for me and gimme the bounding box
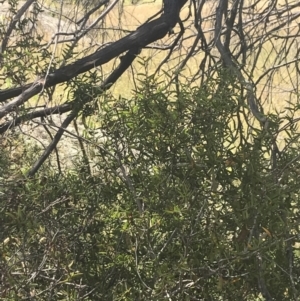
[0,0,187,105]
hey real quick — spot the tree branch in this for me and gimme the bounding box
[0,0,187,104]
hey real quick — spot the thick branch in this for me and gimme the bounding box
[0,0,187,106]
[24,45,141,176]
[0,103,73,134]
[0,46,142,134]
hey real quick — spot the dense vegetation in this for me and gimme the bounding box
[1,0,300,300]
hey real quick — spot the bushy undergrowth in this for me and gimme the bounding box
[1,75,300,300]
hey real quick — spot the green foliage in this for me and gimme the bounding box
[1,72,300,300]
[0,1,48,87]
[1,1,299,299]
